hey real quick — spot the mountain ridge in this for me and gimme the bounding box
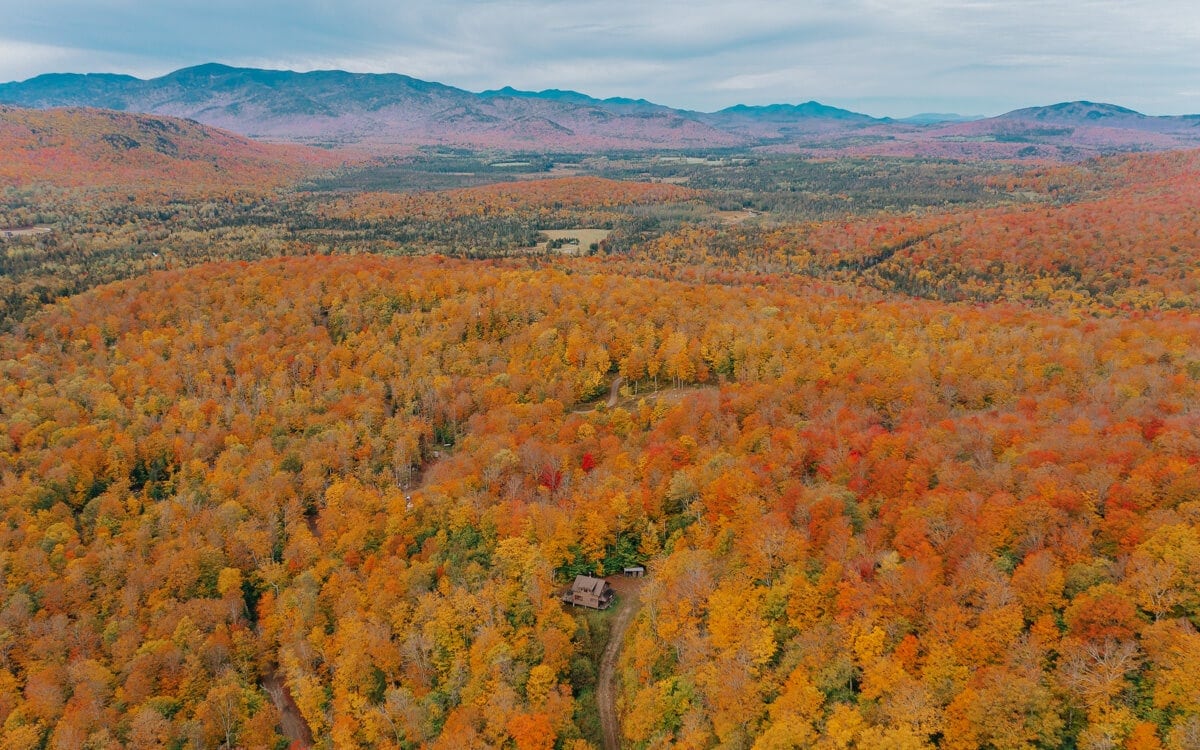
[0,104,336,194]
[4,64,1200,156]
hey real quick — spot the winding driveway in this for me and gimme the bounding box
[598,578,643,750]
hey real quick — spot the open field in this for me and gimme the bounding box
[0,226,51,239]
[537,227,611,254]
[714,208,763,224]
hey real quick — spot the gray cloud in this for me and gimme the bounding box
[0,0,1197,116]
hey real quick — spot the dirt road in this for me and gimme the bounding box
[606,375,625,408]
[598,577,643,750]
[263,669,314,749]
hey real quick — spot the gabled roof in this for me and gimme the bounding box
[572,575,609,594]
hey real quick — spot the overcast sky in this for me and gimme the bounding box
[2,0,1198,117]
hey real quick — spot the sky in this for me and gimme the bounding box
[2,0,1199,117]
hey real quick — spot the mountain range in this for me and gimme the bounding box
[3,63,1200,157]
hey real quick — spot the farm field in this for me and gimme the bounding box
[1,102,1200,750]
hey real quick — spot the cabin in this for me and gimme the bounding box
[622,566,646,578]
[561,575,615,610]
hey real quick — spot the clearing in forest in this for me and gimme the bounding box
[536,228,610,254]
[1,226,52,239]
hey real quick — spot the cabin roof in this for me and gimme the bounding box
[571,575,609,594]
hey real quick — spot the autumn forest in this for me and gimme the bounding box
[2,105,1200,750]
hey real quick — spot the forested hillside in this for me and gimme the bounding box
[3,246,1200,747]
[624,149,1200,313]
[0,105,345,328]
[0,106,335,197]
[2,112,1200,748]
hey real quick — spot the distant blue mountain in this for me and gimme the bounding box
[2,65,1198,154]
[717,101,878,122]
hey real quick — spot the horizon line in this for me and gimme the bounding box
[4,61,1197,121]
